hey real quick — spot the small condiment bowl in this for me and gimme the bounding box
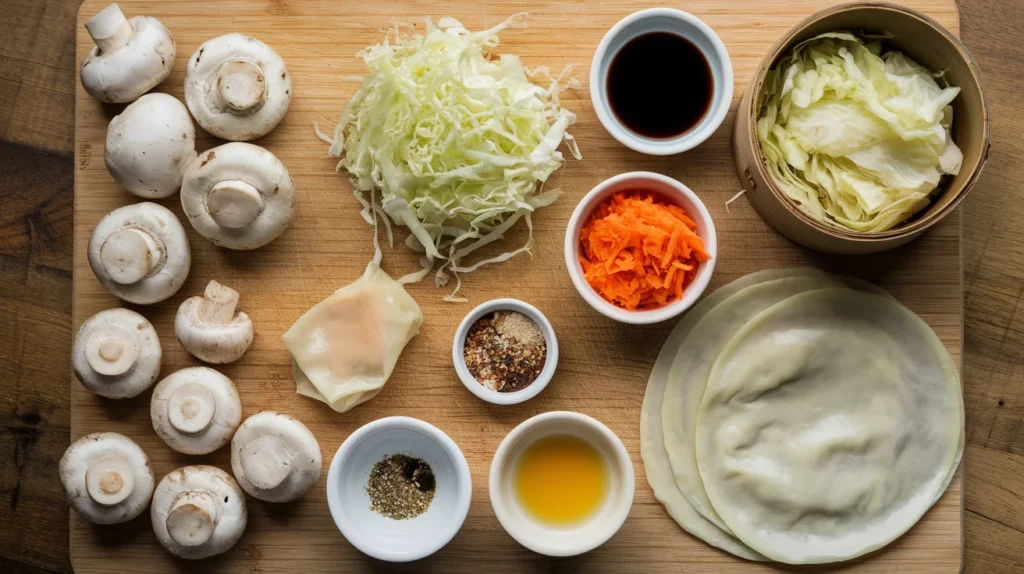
[590,8,734,155]
[564,171,717,324]
[489,411,635,557]
[326,416,472,562]
[452,298,558,405]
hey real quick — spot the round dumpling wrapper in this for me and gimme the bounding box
[641,270,793,561]
[644,269,887,560]
[695,288,964,564]
[660,270,888,535]
[661,273,847,533]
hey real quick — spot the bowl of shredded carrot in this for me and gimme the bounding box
[564,172,716,324]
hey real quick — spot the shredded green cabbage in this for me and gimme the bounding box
[757,32,962,233]
[324,13,580,300]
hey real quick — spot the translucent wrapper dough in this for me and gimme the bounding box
[283,262,423,413]
[641,269,963,564]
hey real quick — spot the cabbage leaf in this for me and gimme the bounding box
[756,32,962,233]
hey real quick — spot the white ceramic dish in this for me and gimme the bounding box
[326,416,471,562]
[590,8,734,155]
[564,171,717,324]
[452,298,558,405]
[489,411,635,557]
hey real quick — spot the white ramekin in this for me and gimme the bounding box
[489,411,635,557]
[452,298,558,405]
[564,171,717,324]
[590,8,734,155]
[326,416,472,562]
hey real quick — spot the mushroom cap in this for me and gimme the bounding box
[72,308,162,399]
[87,202,191,304]
[81,12,175,104]
[181,143,295,250]
[59,432,154,524]
[105,93,197,199]
[184,33,291,141]
[231,411,322,502]
[175,281,254,364]
[151,465,247,559]
[151,367,242,455]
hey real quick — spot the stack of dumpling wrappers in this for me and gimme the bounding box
[641,269,964,564]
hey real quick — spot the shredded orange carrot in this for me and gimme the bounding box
[579,190,711,311]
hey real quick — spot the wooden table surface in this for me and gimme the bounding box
[0,0,1021,572]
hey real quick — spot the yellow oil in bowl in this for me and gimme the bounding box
[513,434,608,525]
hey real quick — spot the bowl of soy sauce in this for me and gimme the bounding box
[590,8,733,155]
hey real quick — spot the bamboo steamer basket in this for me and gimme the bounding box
[732,2,990,254]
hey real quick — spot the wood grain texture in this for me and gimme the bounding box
[4,0,1023,572]
[0,0,79,154]
[68,1,965,572]
[0,141,75,574]
[957,2,1024,572]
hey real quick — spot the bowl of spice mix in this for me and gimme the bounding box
[326,416,472,562]
[453,298,559,405]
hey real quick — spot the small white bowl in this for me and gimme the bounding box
[590,8,734,155]
[452,298,558,405]
[326,416,472,562]
[564,171,717,324]
[489,411,635,557]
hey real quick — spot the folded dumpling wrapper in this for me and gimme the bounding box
[290,359,382,413]
[283,262,423,413]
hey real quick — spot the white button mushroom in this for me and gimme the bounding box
[105,93,197,199]
[87,202,191,304]
[80,3,175,104]
[175,280,254,364]
[151,367,242,455]
[231,411,322,502]
[181,143,295,250]
[184,33,291,141]
[60,432,155,524]
[151,465,247,560]
[72,308,161,399]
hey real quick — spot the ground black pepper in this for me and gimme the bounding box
[366,454,436,519]
[463,310,547,392]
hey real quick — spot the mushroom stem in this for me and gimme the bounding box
[167,382,218,434]
[84,3,135,54]
[85,454,135,506]
[198,280,241,326]
[216,59,266,113]
[206,181,264,229]
[99,227,163,285]
[84,324,139,376]
[166,491,219,547]
[239,436,292,491]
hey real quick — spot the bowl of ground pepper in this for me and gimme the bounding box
[326,416,472,562]
[453,298,559,405]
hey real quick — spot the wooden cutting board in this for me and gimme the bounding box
[72,0,964,571]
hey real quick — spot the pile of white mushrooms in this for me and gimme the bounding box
[83,1,296,267]
[67,3,319,561]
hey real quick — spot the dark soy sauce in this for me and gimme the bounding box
[607,32,713,139]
